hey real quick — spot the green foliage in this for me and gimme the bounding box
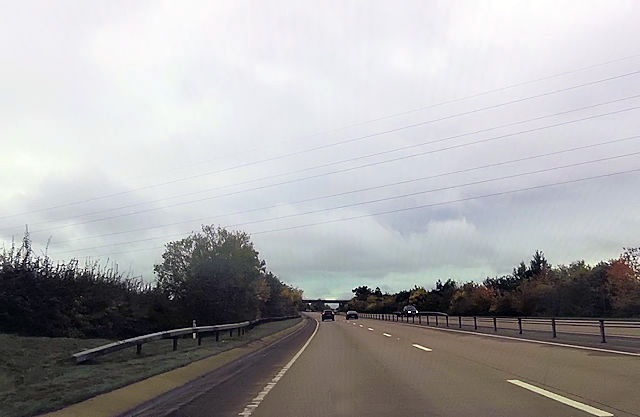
[346,249,640,317]
[0,234,158,338]
[0,226,302,339]
[153,225,301,324]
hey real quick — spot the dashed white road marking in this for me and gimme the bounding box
[507,380,613,416]
[238,319,319,416]
[359,324,364,328]
[382,333,392,337]
[367,327,374,331]
[397,321,640,357]
[412,343,433,352]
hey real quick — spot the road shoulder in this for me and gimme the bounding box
[41,318,307,417]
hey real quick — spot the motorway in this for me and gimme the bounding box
[126,313,640,417]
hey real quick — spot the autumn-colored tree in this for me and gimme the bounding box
[607,258,640,316]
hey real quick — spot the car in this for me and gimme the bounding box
[398,305,418,317]
[321,309,335,321]
[345,310,358,320]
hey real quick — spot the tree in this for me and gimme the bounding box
[352,286,373,301]
[607,258,640,316]
[154,226,267,324]
[409,287,428,310]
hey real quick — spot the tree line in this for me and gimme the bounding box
[0,226,303,339]
[346,249,640,317]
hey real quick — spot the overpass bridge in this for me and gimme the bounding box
[302,299,352,310]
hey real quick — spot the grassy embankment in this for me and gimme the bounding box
[0,318,301,417]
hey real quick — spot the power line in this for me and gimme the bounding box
[60,166,640,260]
[50,151,640,256]
[2,69,639,221]
[84,53,640,190]
[51,134,640,246]
[18,104,640,235]
[32,94,640,224]
[249,168,640,236]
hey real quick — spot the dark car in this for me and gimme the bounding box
[345,310,358,320]
[321,309,335,321]
[398,305,418,317]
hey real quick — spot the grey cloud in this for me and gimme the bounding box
[1,1,639,298]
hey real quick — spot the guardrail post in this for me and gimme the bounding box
[474,316,477,330]
[230,329,233,337]
[600,319,606,343]
[446,316,449,327]
[426,315,430,326]
[198,335,202,346]
[493,317,497,332]
[216,331,219,342]
[136,343,142,355]
[238,327,241,337]
[552,318,557,338]
[435,315,439,327]
[173,337,178,351]
[418,315,421,325]
[458,316,462,328]
[412,315,415,324]
[518,317,522,334]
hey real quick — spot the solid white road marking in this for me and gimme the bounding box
[367,327,374,331]
[382,333,392,337]
[507,380,613,417]
[394,320,640,357]
[412,343,433,352]
[238,319,319,416]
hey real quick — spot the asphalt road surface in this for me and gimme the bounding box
[131,313,640,417]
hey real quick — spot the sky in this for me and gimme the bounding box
[1,0,639,299]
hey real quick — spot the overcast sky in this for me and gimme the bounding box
[1,1,639,299]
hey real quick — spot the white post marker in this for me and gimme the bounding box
[192,319,196,339]
[412,343,432,352]
[507,380,613,417]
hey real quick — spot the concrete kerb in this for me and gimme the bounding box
[40,318,307,417]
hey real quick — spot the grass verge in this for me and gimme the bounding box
[0,318,301,417]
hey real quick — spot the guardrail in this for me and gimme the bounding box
[72,315,300,364]
[358,312,640,344]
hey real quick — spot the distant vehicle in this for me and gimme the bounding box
[321,310,335,321]
[345,310,358,320]
[398,305,418,317]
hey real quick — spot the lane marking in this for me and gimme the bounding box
[412,343,433,352]
[389,321,640,357]
[367,327,374,331]
[382,333,392,337]
[238,319,319,416]
[507,380,613,417]
[359,324,364,328]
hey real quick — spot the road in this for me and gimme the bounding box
[127,313,640,417]
[366,314,640,353]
